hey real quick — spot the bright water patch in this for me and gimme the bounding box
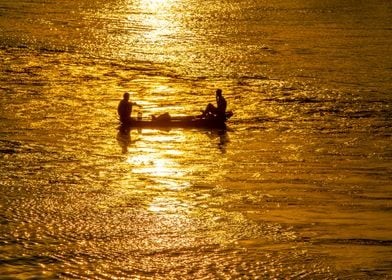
[1,0,392,278]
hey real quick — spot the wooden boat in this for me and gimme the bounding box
[122,111,233,129]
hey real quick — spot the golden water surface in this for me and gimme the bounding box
[0,0,391,278]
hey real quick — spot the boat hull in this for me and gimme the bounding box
[124,118,227,129]
[121,111,233,130]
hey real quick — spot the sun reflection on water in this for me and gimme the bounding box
[128,0,180,49]
[139,0,174,12]
[128,154,185,178]
[123,131,191,192]
[148,196,191,213]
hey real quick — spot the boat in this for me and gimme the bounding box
[122,111,233,129]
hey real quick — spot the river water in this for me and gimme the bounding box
[1,0,391,279]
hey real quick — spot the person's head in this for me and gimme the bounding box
[216,89,222,97]
[123,92,130,100]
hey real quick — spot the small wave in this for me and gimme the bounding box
[0,139,22,149]
[315,238,392,246]
[38,46,69,54]
[233,116,277,124]
[263,97,321,104]
[238,75,269,80]
[0,149,16,155]
[0,255,60,266]
[0,214,9,225]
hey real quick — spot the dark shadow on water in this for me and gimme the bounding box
[117,124,230,153]
[116,124,136,154]
[205,129,229,153]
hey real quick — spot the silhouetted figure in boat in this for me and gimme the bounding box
[152,112,171,122]
[118,92,138,123]
[201,89,227,120]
